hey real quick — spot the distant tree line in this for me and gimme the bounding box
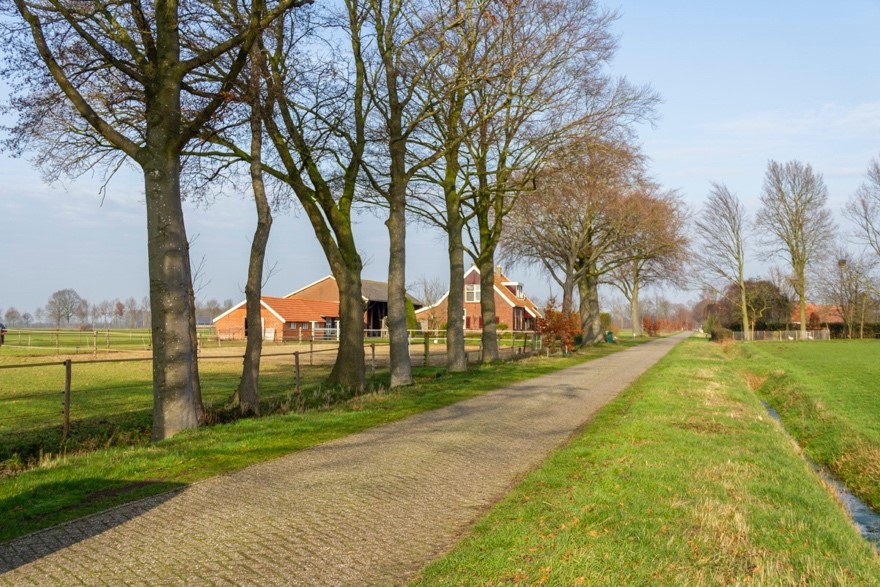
[693,157,880,340]
[1,291,233,329]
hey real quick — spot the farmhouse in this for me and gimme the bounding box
[285,275,423,331]
[416,266,541,331]
[791,303,845,328]
[213,297,340,342]
[213,275,422,341]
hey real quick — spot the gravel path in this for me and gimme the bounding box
[1,333,687,586]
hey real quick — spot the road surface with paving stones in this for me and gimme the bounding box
[0,333,688,586]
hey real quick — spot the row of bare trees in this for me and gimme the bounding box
[1,292,233,329]
[500,138,690,341]
[694,157,880,339]
[2,0,664,439]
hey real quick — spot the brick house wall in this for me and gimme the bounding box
[417,268,539,331]
[213,305,286,342]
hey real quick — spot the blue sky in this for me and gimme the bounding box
[1,1,879,317]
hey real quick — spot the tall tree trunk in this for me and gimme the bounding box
[739,281,750,342]
[561,275,575,315]
[446,212,467,372]
[478,256,499,362]
[386,180,412,387]
[144,152,200,440]
[630,273,641,337]
[577,270,603,344]
[236,83,272,414]
[799,294,807,338]
[329,259,366,392]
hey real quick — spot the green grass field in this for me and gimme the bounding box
[0,340,646,543]
[735,340,880,511]
[412,338,880,585]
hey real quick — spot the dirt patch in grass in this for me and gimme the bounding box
[742,372,768,392]
[671,419,731,435]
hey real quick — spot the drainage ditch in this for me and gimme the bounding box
[761,401,880,551]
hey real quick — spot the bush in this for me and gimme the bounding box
[710,326,734,342]
[537,298,581,352]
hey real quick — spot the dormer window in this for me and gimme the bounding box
[503,281,524,299]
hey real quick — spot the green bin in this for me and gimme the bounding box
[605,331,614,343]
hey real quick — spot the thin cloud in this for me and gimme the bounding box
[708,102,880,139]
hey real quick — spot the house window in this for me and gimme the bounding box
[465,284,481,303]
[513,307,525,331]
[516,284,524,299]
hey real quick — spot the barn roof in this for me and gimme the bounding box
[212,296,339,324]
[262,297,340,322]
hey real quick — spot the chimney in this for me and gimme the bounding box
[496,265,502,275]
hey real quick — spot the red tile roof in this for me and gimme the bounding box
[494,271,542,317]
[792,304,844,325]
[262,297,339,322]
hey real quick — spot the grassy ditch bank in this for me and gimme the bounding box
[0,340,645,544]
[412,338,880,586]
[737,340,880,513]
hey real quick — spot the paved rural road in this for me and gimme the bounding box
[1,333,687,586]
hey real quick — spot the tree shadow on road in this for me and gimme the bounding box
[0,478,185,572]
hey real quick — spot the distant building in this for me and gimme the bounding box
[791,303,844,327]
[415,266,541,331]
[212,275,422,341]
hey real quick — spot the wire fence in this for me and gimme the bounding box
[732,329,832,341]
[0,332,543,468]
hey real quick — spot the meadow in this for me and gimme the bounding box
[413,338,880,585]
[736,340,880,511]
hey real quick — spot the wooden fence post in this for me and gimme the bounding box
[423,333,429,367]
[294,351,301,394]
[310,332,314,366]
[94,330,98,357]
[62,359,72,442]
[370,343,376,377]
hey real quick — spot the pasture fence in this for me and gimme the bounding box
[0,332,542,464]
[732,329,832,342]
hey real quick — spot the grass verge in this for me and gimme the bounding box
[412,338,880,586]
[0,339,644,544]
[736,340,880,512]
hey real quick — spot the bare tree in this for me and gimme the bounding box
[255,2,372,391]
[756,160,836,338]
[845,155,880,258]
[607,186,690,336]
[408,0,501,372]
[694,183,751,340]
[502,138,645,344]
[125,297,141,328]
[411,275,446,330]
[3,0,312,439]
[458,0,655,360]
[4,307,21,327]
[45,289,82,326]
[357,0,452,386]
[817,246,877,338]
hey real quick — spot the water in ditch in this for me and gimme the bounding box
[761,401,880,551]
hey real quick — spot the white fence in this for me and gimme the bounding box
[733,329,831,342]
